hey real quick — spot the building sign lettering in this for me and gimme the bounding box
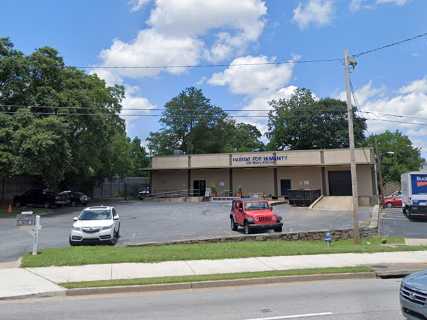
[232,154,287,166]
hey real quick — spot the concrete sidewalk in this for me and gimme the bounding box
[0,268,65,300]
[3,250,427,299]
[26,251,427,284]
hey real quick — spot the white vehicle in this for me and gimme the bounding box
[69,206,120,245]
[401,172,427,219]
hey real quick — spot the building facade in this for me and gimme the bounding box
[150,148,377,205]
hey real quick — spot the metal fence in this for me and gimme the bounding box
[92,177,150,199]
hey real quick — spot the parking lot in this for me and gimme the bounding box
[0,200,374,263]
[381,207,427,239]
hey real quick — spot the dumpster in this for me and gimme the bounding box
[288,189,321,207]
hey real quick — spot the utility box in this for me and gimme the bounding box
[401,171,427,218]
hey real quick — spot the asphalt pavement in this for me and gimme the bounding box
[0,201,373,263]
[381,207,427,239]
[0,278,404,319]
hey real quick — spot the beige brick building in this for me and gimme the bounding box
[149,148,377,205]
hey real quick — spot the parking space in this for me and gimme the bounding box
[0,200,373,263]
[380,207,427,239]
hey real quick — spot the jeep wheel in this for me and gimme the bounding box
[244,223,251,235]
[274,226,283,233]
[386,203,392,208]
[230,218,238,231]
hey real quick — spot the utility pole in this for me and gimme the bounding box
[344,49,360,244]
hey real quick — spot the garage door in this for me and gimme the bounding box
[328,171,352,196]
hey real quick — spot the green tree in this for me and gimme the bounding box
[365,130,424,183]
[266,88,367,150]
[129,137,149,175]
[224,122,264,152]
[147,87,230,155]
[0,37,128,190]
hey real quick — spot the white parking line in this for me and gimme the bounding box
[244,312,333,320]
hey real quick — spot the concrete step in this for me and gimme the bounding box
[311,196,353,211]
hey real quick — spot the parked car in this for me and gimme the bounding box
[13,189,59,208]
[137,186,151,200]
[57,191,89,206]
[383,191,402,208]
[400,269,427,319]
[69,206,120,245]
[230,199,283,234]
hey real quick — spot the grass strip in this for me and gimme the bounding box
[62,266,372,289]
[22,236,427,268]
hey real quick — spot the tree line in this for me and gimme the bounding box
[1,38,423,189]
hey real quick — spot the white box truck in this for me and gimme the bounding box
[401,171,427,219]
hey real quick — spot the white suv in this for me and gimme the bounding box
[69,206,120,245]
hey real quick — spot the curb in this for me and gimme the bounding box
[0,290,66,301]
[66,272,376,297]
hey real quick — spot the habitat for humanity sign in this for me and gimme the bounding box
[232,154,287,167]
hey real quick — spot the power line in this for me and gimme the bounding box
[69,31,427,70]
[79,58,343,70]
[353,31,427,58]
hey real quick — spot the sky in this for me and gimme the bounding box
[1,0,427,155]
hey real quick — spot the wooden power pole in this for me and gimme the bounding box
[344,49,360,244]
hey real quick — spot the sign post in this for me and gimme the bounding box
[16,211,42,256]
[32,215,41,256]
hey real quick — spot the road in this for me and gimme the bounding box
[0,278,404,319]
[381,207,427,239]
[0,201,372,262]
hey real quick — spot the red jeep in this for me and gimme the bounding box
[230,199,283,234]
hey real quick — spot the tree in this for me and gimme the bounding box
[365,130,424,183]
[128,137,149,175]
[266,88,367,150]
[224,122,264,152]
[147,87,230,155]
[0,37,128,190]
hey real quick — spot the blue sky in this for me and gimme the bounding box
[2,0,427,155]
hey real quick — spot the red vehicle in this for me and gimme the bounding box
[383,191,402,208]
[230,199,283,234]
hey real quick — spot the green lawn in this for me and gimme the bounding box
[62,266,372,289]
[21,236,427,268]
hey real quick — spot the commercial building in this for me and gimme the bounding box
[150,148,377,205]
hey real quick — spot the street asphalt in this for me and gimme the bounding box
[0,278,404,319]
[381,207,427,239]
[0,201,373,263]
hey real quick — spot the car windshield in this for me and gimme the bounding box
[245,202,270,210]
[79,210,111,220]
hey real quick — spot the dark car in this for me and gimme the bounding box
[57,191,89,207]
[13,189,59,208]
[137,186,151,200]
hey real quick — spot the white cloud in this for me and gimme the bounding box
[99,29,203,78]
[376,0,408,5]
[121,85,156,129]
[98,0,267,80]
[399,77,427,95]
[208,55,297,132]
[347,78,427,155]
[208,56,294,96]
[350,0,409,11]
[293,0,334,29]
[336,81,385,105]
[129,0,151,12]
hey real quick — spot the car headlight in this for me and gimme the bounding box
[72,227,81,231]
[246,217,254,223]
[102,225,113,230]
